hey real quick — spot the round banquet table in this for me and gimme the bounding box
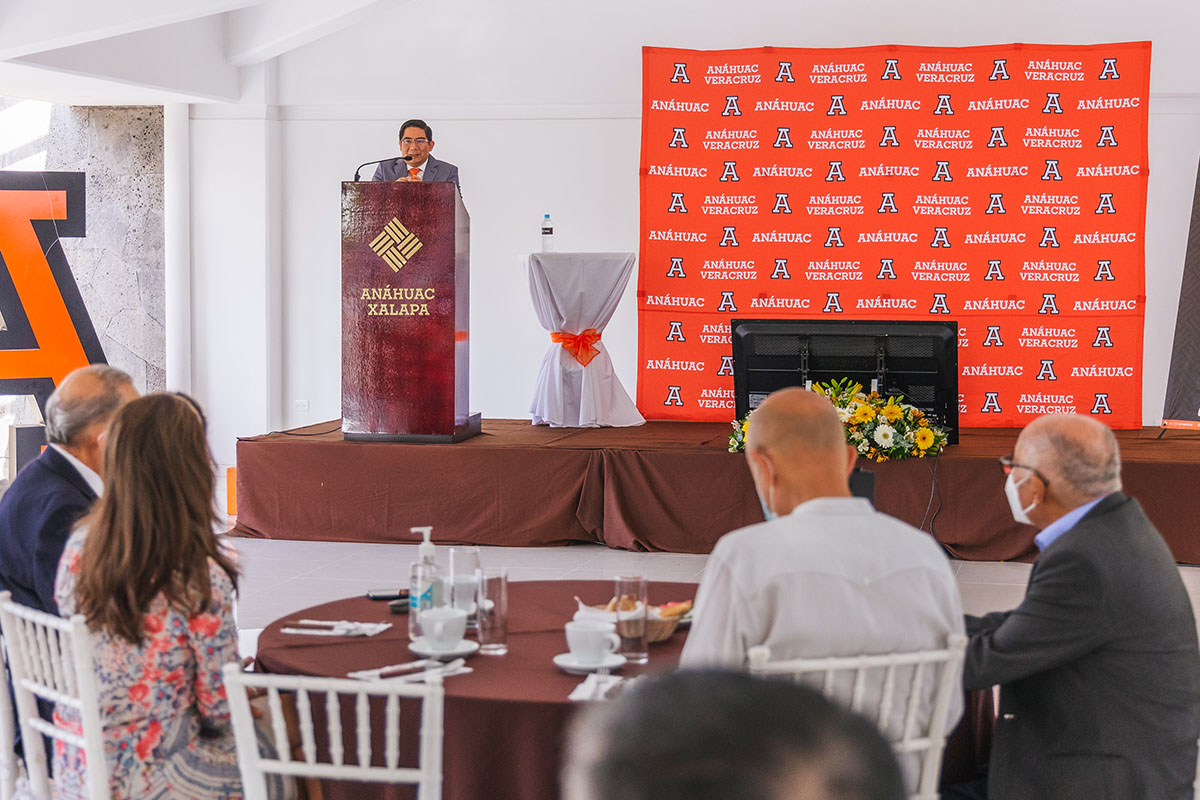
[255,580,698,800]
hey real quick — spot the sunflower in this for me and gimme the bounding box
[915,427,936,450]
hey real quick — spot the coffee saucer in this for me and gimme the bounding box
[409,638,480,660]
[553,652,626,675]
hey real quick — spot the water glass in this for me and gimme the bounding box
[448,546,482,616]
[476,567,509,655]
[613,573,648,664]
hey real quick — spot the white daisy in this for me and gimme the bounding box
[836,406,851,422]
[873,424,896,448]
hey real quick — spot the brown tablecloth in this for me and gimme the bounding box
[255,581,991,799]
[235,420,1200,563]
[255,581,696,800]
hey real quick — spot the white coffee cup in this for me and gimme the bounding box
[565,620,620,666]
[422,606,468,651]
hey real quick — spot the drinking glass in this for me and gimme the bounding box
[448,546,482,618]
[613,573,648,664]
[476,567,509,655]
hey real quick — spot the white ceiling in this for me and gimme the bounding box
[0,0,395,104]
[2,0,1199,106]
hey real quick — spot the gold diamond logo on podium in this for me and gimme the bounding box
[369,218,423,272]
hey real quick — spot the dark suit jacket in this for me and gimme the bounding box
[964,492,1200,800]
[371,154,461,192]
[0,446,96,615]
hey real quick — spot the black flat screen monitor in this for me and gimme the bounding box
[731,319,958,444]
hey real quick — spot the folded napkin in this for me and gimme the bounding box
[400,663,472,683]
[347,660,431,680]
[568,673,625,702]
[280,619,392,637]
[349,658,472,683]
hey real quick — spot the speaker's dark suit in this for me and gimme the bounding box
[964,492,1200,799]
[371,154,461,192]
[0,446,96,615]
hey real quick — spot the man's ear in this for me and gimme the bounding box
[845,444,858,477]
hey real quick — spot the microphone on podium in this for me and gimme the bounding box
[353,155,412,181]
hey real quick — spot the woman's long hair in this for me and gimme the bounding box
[74,393,237,644]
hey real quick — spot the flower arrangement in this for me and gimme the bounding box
[728,413,751,453]
[728,378,950,462]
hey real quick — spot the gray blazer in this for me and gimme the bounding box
[964,492,1200,799]
[371,154,460,193]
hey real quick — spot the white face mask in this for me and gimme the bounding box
[1004,471,1037,525]
[755,456,778,522]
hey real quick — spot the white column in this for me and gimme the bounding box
[163,102,192,393]
[188,63,283,514]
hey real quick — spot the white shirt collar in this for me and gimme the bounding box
[409,156,430,176]
[50,444,104,497]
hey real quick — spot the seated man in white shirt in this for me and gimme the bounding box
[681,388,965,752]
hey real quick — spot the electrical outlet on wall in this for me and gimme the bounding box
[294,399,309,412]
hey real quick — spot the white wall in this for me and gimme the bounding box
[181,0,1200,483]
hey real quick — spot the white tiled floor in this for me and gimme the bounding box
[227,536,1200,643]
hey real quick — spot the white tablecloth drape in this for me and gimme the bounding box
[526,252,644,428]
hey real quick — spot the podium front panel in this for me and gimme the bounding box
[341,181,469,438]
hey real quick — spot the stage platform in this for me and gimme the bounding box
[234,419,1200,563]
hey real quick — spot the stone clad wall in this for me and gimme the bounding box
[0,99,164,479]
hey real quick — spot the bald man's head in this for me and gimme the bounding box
[45,365,135,447]
[747,388,847,457]
[45,364,137,475]
[745,388,856,513]
[1015,413,1121,506]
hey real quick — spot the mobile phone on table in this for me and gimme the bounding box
[366,588,409,601]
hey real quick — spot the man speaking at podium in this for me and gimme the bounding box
[371,119,461,192]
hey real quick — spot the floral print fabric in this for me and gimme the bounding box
[53,531,246,799]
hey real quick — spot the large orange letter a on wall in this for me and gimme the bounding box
[0,172,105,412]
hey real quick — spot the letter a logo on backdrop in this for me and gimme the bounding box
[0,172,105,413]
[638,42,1150,427]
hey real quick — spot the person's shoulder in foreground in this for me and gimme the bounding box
[964,412,1200,800]
[563,669,906,800]
[0,364,136,614]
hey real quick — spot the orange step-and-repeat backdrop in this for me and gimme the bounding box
[637,42,1150,428]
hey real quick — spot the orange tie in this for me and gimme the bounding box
[550,329,602,366]
[408,167,420,179]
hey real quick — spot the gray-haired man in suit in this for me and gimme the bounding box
[372,118,460,192]
[964,413,1200,799]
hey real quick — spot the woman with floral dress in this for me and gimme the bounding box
[52,393,283,799]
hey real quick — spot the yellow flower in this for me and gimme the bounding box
[918,418,929,428]
[850,404,876,424]
[915,427,935,450]
[741,419,750,433]
[881,401,903,423]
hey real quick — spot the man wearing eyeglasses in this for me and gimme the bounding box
[371,119,461,191]
[963,413,1200,799]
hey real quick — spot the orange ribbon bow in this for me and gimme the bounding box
[551,328,602,367]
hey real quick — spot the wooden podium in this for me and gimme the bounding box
[341,181,480,442]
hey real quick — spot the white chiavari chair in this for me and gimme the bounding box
[0,591,108,800]
[222,664,444,800]
[1,632,17,800]
[748,633,967,800]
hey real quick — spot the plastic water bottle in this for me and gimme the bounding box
[541,213,554,252]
